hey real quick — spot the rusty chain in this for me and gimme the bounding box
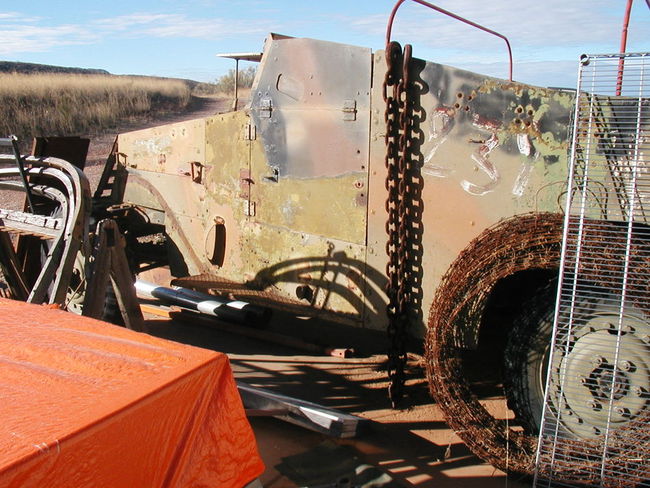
[383,41,414,408]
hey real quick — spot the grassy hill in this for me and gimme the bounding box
[0,66,201,148]
[0,60,109,75]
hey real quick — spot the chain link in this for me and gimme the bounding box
[383,41,414,408]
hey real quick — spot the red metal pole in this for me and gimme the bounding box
[385,0,513,81]
[616,0,634,96]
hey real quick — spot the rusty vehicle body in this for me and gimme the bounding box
[100,32,580,475]
[114,34,572,334]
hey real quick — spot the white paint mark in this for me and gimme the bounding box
[517,133,532,157]
[422,109,454,177]
[460,133,500,196]
[512,133,538,197]
[512,162,534,197]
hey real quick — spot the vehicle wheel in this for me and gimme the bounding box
[505,280,650,441]
[503,281,556,434]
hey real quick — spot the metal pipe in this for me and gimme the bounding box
[616,0,634,96]
[234,58,239,111]
[385,0,513,81]
[0,136,35,212]
[135,280,271,327]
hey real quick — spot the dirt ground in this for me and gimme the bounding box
[143,306,531,488]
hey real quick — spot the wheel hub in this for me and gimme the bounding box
[590,364,630,401]
[550,309,650,439]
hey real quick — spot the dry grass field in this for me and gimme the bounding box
[0,73,192,146]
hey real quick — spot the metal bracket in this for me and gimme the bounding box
[238,382,368,438]
[259,98,273,119]
[190,161,204,184]
[342,99,357,121]
[239,169,252,198]
[263,166,279,183]
[242,122,257,140]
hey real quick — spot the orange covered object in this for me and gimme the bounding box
[0,298,264,487]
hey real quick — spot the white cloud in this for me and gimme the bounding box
[0,10,269,56]
[91,12,269,40]
[0,21,98,55]
[342,0,621,56]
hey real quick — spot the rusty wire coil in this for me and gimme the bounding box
[425,212,563,475]
[424,211,650,484]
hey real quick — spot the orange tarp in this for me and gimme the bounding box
[0,298,264,487]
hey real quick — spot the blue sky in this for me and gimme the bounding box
[1,0,648,88]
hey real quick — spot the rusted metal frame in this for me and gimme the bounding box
[0,230,29,300]
[25,185,72,304]
[0,136,35,212]
[0,174,69,302]
[83,220,111,319]
[83,219,145,331]
[93,138,120,202]
[107,220,145,331]
[0,155,90,305]
[385,0,513,81]
[30,162,90,304]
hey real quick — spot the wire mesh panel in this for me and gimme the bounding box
[534,53,650,487]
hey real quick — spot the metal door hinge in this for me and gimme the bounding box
[342,99,357,121]
[244,200,256,217]
[242,122,257,140]
[259,98,272,119]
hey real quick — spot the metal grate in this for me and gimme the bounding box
[534,53,650,487]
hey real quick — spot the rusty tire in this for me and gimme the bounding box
[424,212,564,475]
[503,280,556,435]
